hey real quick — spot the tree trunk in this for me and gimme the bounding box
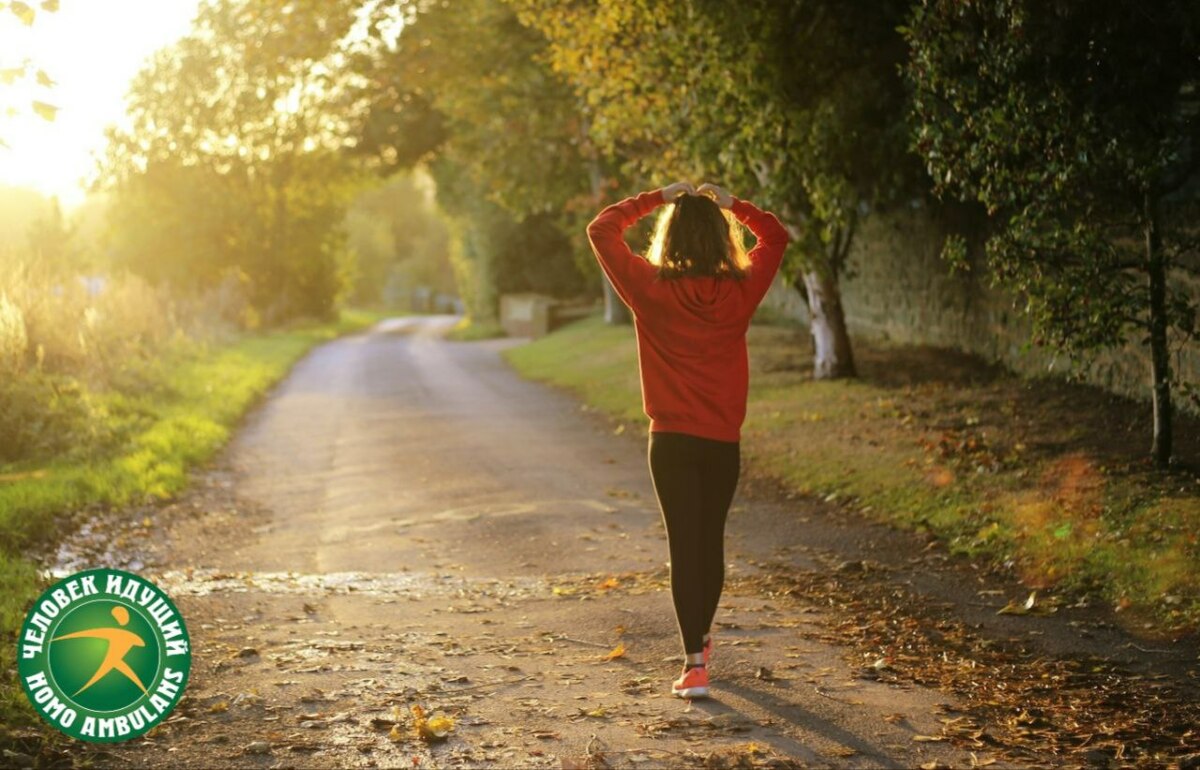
[579,113,631,327]
[1145,192,1172,467]
[800,268,857,379]
[602,275,632,325]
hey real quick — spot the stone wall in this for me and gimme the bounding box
[760,203,1200,409]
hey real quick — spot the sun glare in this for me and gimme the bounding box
[0,0,201,211]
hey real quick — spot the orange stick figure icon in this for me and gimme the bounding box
[53,605,149,696]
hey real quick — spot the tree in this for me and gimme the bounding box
[904,0,1200,466]
[344,169,455,307]
[96,0,365,322]
[512,0,920,378]
[351,0,623,323]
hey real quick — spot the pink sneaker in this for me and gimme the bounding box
[671,666,710,699]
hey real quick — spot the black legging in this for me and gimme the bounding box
[647,431,741,656]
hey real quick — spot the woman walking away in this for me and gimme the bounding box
[586,181,789,698]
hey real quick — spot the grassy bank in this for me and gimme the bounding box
[0,308,383,739]
[504,314,1200,635]
[445,315,506,341]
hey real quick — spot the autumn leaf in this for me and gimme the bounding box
[42,0,60,11]
[31,101,58,121]
[596,576,619,591]
[36,69,55,88]
[410,704,454,742]
[0,67,24,85]
[10,2,35,25]
[601,642,625,661]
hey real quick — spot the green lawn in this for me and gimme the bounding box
[504,314,1200,636]
[0,308,385,740]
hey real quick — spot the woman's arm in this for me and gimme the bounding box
[699,184,789,306]
[730,196,789,305]
[586,183,693,310]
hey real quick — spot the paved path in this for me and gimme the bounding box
[67,315,993,768]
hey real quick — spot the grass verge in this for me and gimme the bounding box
[504,314,1200,635]
[0,308,385,742]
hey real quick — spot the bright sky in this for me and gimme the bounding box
[0,0,202,211]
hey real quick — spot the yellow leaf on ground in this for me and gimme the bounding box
[602,642,625,661]
[410,704,454,742]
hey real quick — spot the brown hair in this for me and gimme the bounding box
[646,194,750,279]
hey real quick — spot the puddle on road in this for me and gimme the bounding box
[149,568,553,601]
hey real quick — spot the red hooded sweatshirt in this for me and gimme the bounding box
[586,188,789,443]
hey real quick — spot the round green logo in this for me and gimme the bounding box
[17,568,191,742]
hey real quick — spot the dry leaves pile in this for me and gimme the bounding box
[731,564,1200,767]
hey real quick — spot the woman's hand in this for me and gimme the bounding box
[662,181,695,203]
[697,183,733,209]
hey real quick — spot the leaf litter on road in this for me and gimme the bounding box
[730,562,1200,767]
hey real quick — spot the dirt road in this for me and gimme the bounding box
[54,316,1198,769]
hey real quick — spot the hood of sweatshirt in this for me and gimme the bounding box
[667,275,745,325]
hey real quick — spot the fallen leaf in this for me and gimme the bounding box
[411,704,454,742]
[602,642,626,661]
[913,735,947,742]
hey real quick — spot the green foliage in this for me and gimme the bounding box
[904,0,1200,460]
[344,170,455,307]
[0,373,110,464]
[904,0,1200,351]
[514,0,919,273]
[96,0,368,323]
[351,0,594,313]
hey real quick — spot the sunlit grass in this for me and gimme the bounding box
[0,308,383,741]
[503,313,1200,634]
[444,315,506,342]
